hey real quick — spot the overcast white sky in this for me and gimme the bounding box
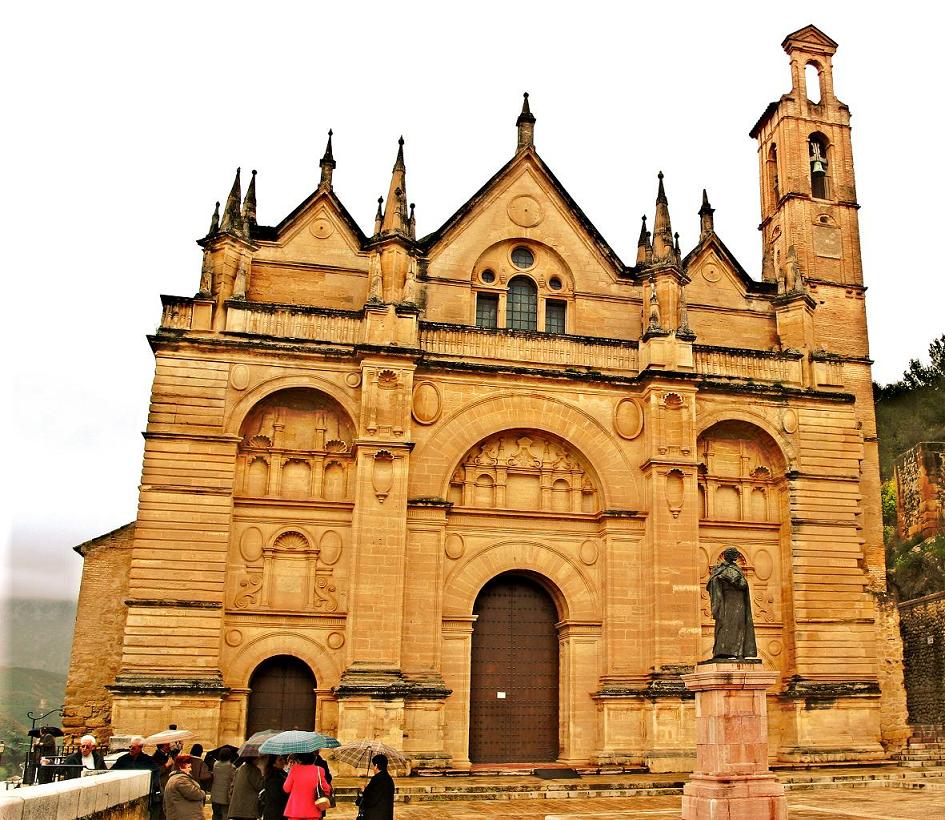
[3,2,943,603]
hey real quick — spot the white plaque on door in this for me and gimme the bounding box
[497,691,506,699]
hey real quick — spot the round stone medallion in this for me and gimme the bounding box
[613,398,644,440]
[702,263,721,283]
[579,539,599,566]
[344,371,362,388]
[781,408,798,434]
[239,527,264,563]
[754,548,774,581]
[327,632,345,650]
[309,218,334,239]
[412,381,442,425]
[507,195,542,227]
[230,364,250,391]
[225,629,243,647]
[444,533,465,560]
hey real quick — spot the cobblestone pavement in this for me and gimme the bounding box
[322,782,945,819]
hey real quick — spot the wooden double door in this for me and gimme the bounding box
[246,655,316,736]
[469,573,560,763]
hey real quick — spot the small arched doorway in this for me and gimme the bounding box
[469,572,559,763]
[246,655,316,735]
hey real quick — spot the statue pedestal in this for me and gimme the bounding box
[681,662,787,820]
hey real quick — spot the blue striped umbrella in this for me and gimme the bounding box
[258,731,340,755]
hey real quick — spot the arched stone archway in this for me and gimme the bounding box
[411,392,637,508]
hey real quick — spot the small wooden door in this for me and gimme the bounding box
[246,655,316,736]
[469,573,559,762]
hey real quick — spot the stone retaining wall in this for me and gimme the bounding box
[0,770,150,820]
[899,591,945,726]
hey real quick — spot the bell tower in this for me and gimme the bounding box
[751,25,862,292]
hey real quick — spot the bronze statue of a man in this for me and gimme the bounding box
[707,547,758,660]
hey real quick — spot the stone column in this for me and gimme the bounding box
[681,662,786,820]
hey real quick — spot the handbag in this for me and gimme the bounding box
[314,769,332,812]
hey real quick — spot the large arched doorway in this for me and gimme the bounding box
[246,655,316,735]
[469,573,559,763]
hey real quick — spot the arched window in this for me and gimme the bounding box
[507,276,537,331]
[805,62,823,104]
[767,144,780,203]
[809,133,830,199]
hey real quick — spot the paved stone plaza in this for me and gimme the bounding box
[323,785,945,819]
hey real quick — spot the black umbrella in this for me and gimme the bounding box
[28,727,64,738]
[204,744,239,769]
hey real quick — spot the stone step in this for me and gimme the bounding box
[328,766,944,804]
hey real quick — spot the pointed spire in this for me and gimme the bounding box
[374,196,384,236]
[516,92,536,152]
[636,215,652,266]
[208,201,220,236]
[319,129,336,191]
[408,202,416,240]
[674,231,681,259]
[699,189,715,241]
[241,170,257,233]
[220,167,244,237]
[651,171,675,262]
[381,137,409,235]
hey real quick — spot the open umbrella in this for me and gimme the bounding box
[27,727,64,738]
[144,729,197,745]
[329,740,409,774]
[258,731,340,756]
[204,744,239,768]
[238,730,282,758]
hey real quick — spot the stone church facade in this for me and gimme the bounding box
[65,26,909,770]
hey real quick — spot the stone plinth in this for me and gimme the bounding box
[681,662,786,820]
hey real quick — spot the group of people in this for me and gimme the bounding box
[64,733,394,820]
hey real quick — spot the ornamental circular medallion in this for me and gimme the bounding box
[444,533,465,560]
[613,398,644,440]
[239,527,264,563]
[701,263,721,283]
[412,381,442,425]
[781,408,798,434]
[230,364,250,391]
[309,218,334,239]
[579,539,599,566]
[344,372,362,388]
[754,548,774,581]
[225,629,243,647]
[327,632,345,650]
[767,639,783,657]
[319,529,343,566]
[508,195,542,227]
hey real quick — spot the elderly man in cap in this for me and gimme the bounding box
[62,735,106,777]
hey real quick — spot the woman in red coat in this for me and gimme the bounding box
[283,752,332,820]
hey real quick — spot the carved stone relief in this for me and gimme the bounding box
[448,430,600,513]
[237,388,355,502]
[231,527,341,614]
[364,367,407,437]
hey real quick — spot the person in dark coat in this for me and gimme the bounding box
[187,744,213,790]
[260,755,289,820]
[112,737,161,820]
[313,749,332,785]
[62,735,107,777]
[209,747,235,820]
[227,757,263,820]
[356,754,395,820]
[163,755,206,820]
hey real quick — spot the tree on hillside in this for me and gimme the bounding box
[874,333,945,479]
[876,333,945,600]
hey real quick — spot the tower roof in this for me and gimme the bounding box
[782,24,838,56]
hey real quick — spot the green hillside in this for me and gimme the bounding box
[0,666,67,779]
[875,334,945,601]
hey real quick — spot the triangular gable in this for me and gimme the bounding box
[419,148,629,277]
[253,189,369,250]
[683,234,776,297]
[782,24,839,53]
